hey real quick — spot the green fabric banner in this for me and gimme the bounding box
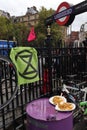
[10,47,39,86]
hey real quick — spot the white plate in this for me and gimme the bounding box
[49,95,67,105]
[55,102,76,112]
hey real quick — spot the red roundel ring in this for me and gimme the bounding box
[56,2,71,26]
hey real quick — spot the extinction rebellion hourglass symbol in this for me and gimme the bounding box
[15,49,38,80]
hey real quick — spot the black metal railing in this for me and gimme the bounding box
[0,46,87,130]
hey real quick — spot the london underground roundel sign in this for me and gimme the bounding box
[56,2,72,26]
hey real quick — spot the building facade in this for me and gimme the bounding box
[15,6,39,27]
[79,22,87,43]
[0,10,10,19]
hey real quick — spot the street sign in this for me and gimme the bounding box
[45,0,87,26]
[55,2,73,26]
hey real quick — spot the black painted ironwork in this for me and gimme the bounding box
[0,46,87,130]
[45,0,87,26]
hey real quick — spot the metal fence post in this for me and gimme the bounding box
[45,25,53,94]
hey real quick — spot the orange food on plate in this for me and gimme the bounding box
[52,96,64,105]
[58,102,74,110]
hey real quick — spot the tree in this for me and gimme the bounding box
[13,23,29,46]
[35,7,64,47]
[0,7,65,47]
[0,16,14,40]
[0,16,29,46]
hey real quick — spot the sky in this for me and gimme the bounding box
[0,0,87,31]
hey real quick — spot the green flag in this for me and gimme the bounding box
[10,47,39,86]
